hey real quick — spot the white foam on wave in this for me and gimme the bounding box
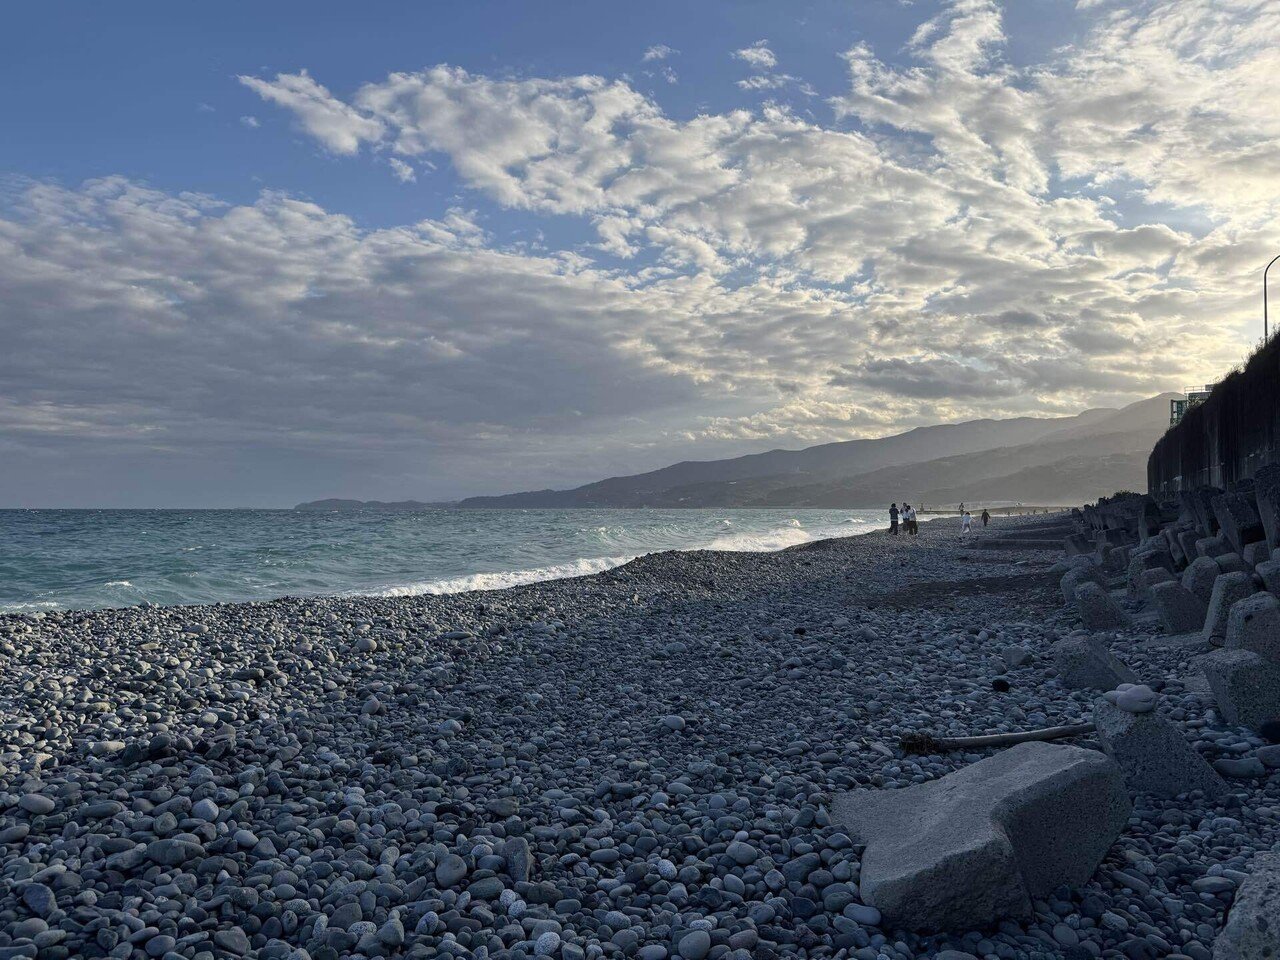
[366,514,881,597]
[704,527,814,552]
[103,580,134,588]
[372,555,637,596]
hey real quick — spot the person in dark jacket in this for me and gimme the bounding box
[889,503,900,535]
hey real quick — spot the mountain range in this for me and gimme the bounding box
[456,394,1173,508]
[297,393,1175,510]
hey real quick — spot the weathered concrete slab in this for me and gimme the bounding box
[1197,535,1231,560]
[830,743,1130,933]
[1093,699,1226,799]
[1257,559,1280,596]
[1213,851,1280,960]
[1075,582,1131,630]
[1204,572,1256,645]
[1052,636,1137,690]
[1212,492,1266,555]
[1183,557,1223,606]
[1060,565,1106,605]
[1150,581,1208,635]
[1255,464,1280,553]
[1225,593,1280,662]
[1201,649,1280,729]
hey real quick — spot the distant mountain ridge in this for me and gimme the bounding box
[456,395,1175,508]
[293,498,448,511]
[297,394,1176,511]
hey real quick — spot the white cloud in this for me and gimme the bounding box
[240,115,260,128]
[643,44,677,62]
[733,41,778,70]
[6,0,1279,503]
[388,157,416,182]
[239,70,383,154]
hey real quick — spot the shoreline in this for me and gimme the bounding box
[1,509,886,615]
[1,512,1273,960]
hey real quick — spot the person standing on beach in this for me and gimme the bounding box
[981,508,990,528]
[961,510,972,534]
[889,503,900,535]
[903,503,917,536]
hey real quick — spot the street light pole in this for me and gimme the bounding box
[1267,253,1280,343]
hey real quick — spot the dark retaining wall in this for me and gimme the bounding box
[1148,335,1280,496]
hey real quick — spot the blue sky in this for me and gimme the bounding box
[4,1,1081,231]
[1,0,1277,505]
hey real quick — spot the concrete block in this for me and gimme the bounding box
[1189,487,1223,537]
[1212,492,1266,554]
[1064,533,1092,556]
[1201,649,1280,729]
[1214,851,1280,960]
[1255,464,1280,553]
[830,743,1130,932]
[1243,542,1271,569]
[1137,567,1174,602]
[1126,549,1174,600]
[1257,559,1280,597]
[1225,593,1280,662]
[1182,557,1222,606]
[1093,699,1227,799]
[1177,530,1203,568]
[1075,582,1131,631]
[1150,581,1208,635]
[1204,572,1257,645]
[1052,636,1137,691]
[1197,535,1231,559]
[1060,565,1106,605]
[1163,526,1188,566]
[1216,553,1250,576]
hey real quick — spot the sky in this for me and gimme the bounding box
[2,0,1278,507]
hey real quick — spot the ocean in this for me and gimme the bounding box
[0,508,886,612]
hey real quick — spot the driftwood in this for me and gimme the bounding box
[899,722,1096,755]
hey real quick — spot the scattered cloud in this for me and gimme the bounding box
[642,44,677,62]
[388,157,416,182]
[240,115,260,128]
[732,41,778,70]
[238,69,383,154]
[5,0,1279,503]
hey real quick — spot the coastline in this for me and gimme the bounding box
[0,514,1273,959]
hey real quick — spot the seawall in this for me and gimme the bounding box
[1148,334,1280,496]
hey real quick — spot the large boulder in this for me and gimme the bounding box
[1214,851,1280,960]
[1052,636,1137,691]
[830,743,1130,933]
[1093,698,1226,799]
[1203,572,1257,645]
[1075,582,1131,630]
[1150,581,1208,635]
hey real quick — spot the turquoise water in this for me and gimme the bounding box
[0,508,885,612]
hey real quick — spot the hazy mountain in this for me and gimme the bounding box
[294,498,448,511]
[458,394,1175,508]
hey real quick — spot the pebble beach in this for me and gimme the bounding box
[1,515,1276,960]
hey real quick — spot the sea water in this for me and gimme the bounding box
[0,508,885,612]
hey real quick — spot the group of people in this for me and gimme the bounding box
[887,502,917,535]
[889,501,990,536]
